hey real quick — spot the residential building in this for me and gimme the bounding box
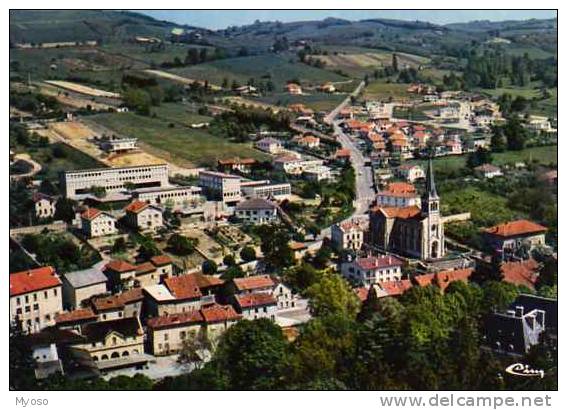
[371,159,445,260]
[80,208,117,238]
[123,200,163,232]
[376,182,421,208]
[295,135,320,148]
[273,155,323,175]
[273,282,296,309]
[303,165,332,182]
[255,137,284,154]
[32,192,56,220]
[198,170,241,205]
[101,137,137,153]
[229,275,276,295]
[104,260,137,291]
[483,220,547,255]
[412,268,473,292]
[55,308,98,331]
[285,83,303,95]
[474,163,503,179]
[235,198,278,224]
[146,304,241,356]
[376,279,413,297]
[396,164,425,182]
[331,220,366,251]
[218,158,257,174]
[234,293,277,321]
[62,267,108,310]
[526,115,556,133]
[91,288,144,322]
[61,164,169,199]
[341,255,404,286]
[10,266,63,334]
[241,180,291,200]
[500,259,540,290]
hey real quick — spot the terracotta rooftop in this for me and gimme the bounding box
[91,288,144,312]
[413,268,474,292]
[201,303,241,323]
[10,266,61,297]
[150,255,172,267]
[124,200,149,214]
[377,279,413,297]
[355,255,403,270]
[500,259,540,290]
[146,310,203,329]
[484,220,547,238]
[81,208,102,221]
[164,275,203,300]
[233,275,275,291]
[55,307,97,324]
[235,293,277,309]
[377,206,422,219]
[105,260,136,273]
[235,198,277,211]
[135,262,156,276]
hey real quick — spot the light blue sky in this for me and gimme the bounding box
[140,10,557,30]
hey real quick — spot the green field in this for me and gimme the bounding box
[410,145,558,175]
[89,112,269,167]
[151,103,213,127]
[362,81,419,101]
[169,54,347,90]
[100,43,215,67]
[257,92,345,112]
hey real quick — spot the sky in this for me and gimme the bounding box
[139,10,557,30]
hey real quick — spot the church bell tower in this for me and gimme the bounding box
[422,158,444,259]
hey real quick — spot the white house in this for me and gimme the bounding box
[396,164,425,182]
[234,293,277,321]
[235,198,278,224]
[341,255,404,286]
[474,164,503,179]
[81,208,117,238]
[123,200,163,232]
[331,220,366,251]
[255,137,284,154]
[62,267,108,310]
[303,165,332,182]
[32,192,57,220]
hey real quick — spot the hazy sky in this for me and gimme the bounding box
[140,10,557,30]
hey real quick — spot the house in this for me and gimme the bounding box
[32,192,56,220]
[539,170,557,186]
[10,266,63,334]
[91,288,144,322]
[285,83,303,95]
[55,307,98,331]
[376,279,413,297]
[235,85,258,95]
[526,115,556,133]
[217,157,257,174]
[474,163,503,179]
[273,281,296,309]
[334,148,351,163]
[146,304,241,356]
[68,317,147,371]
[235,198,278,224]
[240,180,292,201]
[396,164,425,182]
[483,219,547,255]
[331,220,366,251]
[295,135,320,148]
[341,255,404,286]
[255,137,284,154]
[104,260,137,291]
[412,268,473,292]
[62,267,108,310]
[273,155,323,175]
[234,293,278,321]
[80,208,117,238]
[376,182,421,208]
[101,137,137,153]
[483,304,546,356]
[230,275,276,295]
[149,255,174,281]
[318,82,336,93]
[123,200,163,232]
[303,165,332,182]
[198,170,241,205]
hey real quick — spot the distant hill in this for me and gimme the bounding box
[9,10,197,44]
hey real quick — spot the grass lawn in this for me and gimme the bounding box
[363,81,419,101]
[170,54,346,90]
[152,103,213,127]
[256,92,345,112]
[89,112,269,167]
[100,43,214,66]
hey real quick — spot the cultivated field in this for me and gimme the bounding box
[143,69,222,90]
[44,80,121,98]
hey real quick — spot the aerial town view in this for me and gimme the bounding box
[8,9,558,394]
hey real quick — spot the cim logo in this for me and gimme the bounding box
[505,363,545,378]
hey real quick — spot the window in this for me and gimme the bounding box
[33,304,39,311]
[33,294,37,301]
[25,306,31,313]
[16,297,20,306]
[44,291,48,299]
[53,289,58,297]
[164,333,169,341]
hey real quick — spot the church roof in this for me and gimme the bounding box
[377,206,422,219]
[425,158,438,197]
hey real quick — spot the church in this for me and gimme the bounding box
[369,159,445,260]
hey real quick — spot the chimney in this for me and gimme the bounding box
[515,306,524,318]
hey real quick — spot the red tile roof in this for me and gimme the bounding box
[335,148,351,158]
[164,275,202,300]
[55,307,97,324]
[356,255,403,271]
[105,260,136,273]
[484,220,548,238]
[10,266,61,297]
[235,293,277,309]
[81,208,102,221]
[377,279,413,297]
[124,200,149,214]
[354,287,369,302]
[377,206,422,219]
[500,259,540,289]
[387,182,416,194]
[146,310,203,330]
[135,262,156,275]
[150,255,172,267]
[91,288,143,312]
[413,268,474,292]
[233,275,275,291]
[201,304,241,323]
[190,272,224,289]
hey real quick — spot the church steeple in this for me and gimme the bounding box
[425,157,438,198]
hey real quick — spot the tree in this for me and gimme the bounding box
[490,125,506,152]
[256,225,295,270]
[223,254,236,267]
[54,198,77,223]
[90,185,106,198]
[305,273,360,319]
[167,234,196,256]
[466,147,493,169]
[137,235,160,260]
[39,179,58,196]
[392,53,399,72]
[220,264,244,281]
[504,115,529,151]
[481,281,520,314]
[111,237,127,254]
[213,319,288,389]
[202,260,218,275]
[239,246,256,262]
